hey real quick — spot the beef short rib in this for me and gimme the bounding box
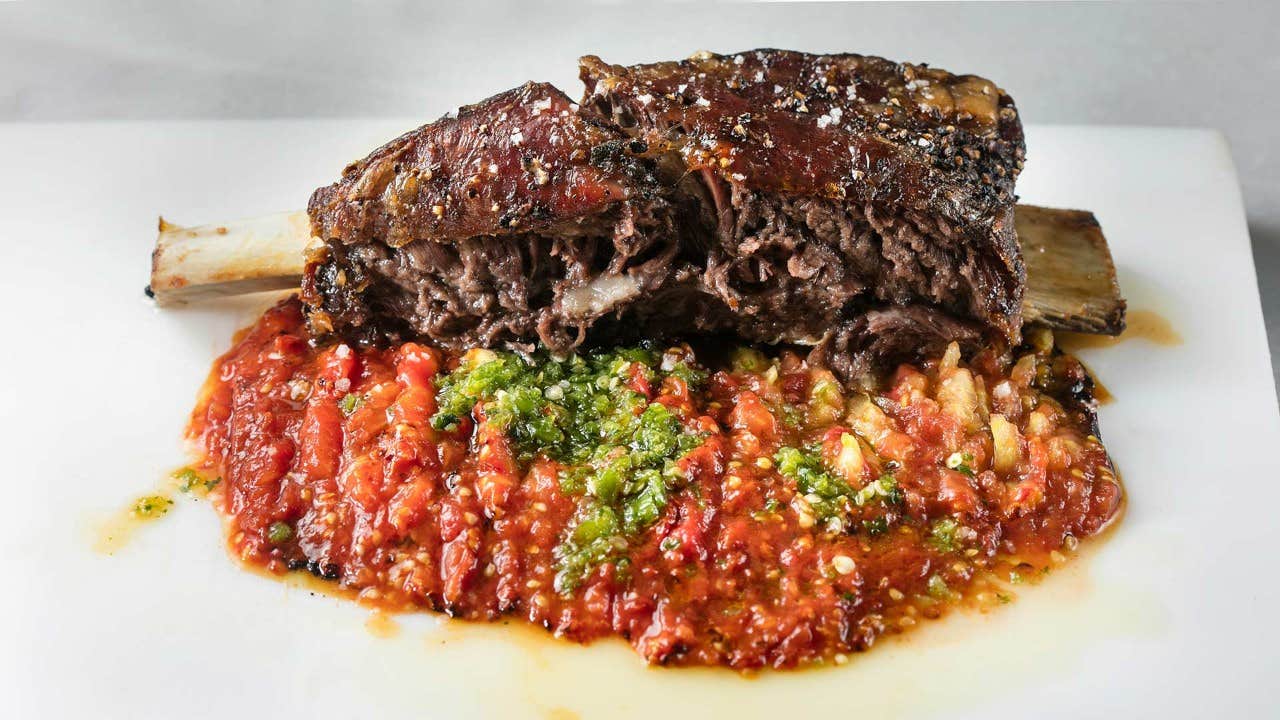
[304,50,1036,383]
[304,82,710,354]
[580,49,1027,377]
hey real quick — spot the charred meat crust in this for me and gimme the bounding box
[309,82,660,246]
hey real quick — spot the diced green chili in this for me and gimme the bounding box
[267,521,293,544]
[774,446,902,528]
[338,393,364,415]
[928,518,961,553]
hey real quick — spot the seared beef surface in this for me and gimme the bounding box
[305,50,1029,383]
[304,82,702,353]
[580,50,1026,349]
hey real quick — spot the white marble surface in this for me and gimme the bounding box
[1,0,1277,389]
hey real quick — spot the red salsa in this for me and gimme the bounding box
[189,298,1121,669]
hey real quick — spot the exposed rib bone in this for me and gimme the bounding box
[148,205,1125,335]
[1016,205,1126,335]
[148,212,311,306]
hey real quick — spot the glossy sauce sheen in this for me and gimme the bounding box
[580,50,1024,212]
[189,299,1121,669]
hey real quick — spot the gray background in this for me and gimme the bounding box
[3,0,1276,387]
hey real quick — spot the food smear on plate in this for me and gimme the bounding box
[186,298,1121,669]
[93,495,175,555]
[92,468,220,554]
[365,611,402,639]
[1058,309,1181,351]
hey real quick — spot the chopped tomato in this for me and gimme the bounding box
[189,298,1122,670]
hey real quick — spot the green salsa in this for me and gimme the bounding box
[773,444,902,529]
[431,345,707,592]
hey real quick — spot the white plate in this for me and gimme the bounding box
[1,122,1277,719]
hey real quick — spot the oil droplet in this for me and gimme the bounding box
[366,611,401,639]
[545,708,581,720]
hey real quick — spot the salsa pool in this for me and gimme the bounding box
[188,298,1121,669]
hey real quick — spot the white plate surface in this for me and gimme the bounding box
[0,122,1277,719]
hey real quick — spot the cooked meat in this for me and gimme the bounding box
[305,50,1032,383]
[580,49,1027,376]
[303,82,708,354]
[809,307,983,385]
